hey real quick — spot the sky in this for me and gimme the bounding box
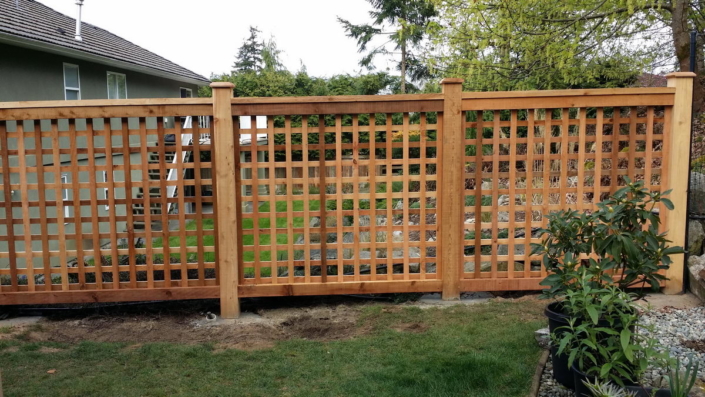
[38,0,391,79]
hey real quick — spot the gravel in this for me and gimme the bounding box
[537,305,705,396]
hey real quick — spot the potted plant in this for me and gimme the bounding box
[554,284,667,396]
[533,178,683,387]
[624,354,701,397]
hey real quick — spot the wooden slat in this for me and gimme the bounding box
[157,118,172,286]
[267,117,277,283]
[385,114,393,281]
[17,121,35,290]
[0,122,19,291]
[560,109,569,208]
[301,116,312,283]
[318,117,328,283]
[507,110,517,278]
[611,107,621,193]
[524,111,535,279]
[402,113,410,279]
[474,111,483,279]
[369,114,378,280]
[121,118,137,288]
[175,119,189,286]
[285,116,295,284]
[85,119,102,289]
[139,118,155,288]
[352,115,361,281]
[103,118,120,288]
[335,115,344,281]
[419,113,428,280]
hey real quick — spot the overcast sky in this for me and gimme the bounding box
[39,0,391,79]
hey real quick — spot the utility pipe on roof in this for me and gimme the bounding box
[75,0,84,42]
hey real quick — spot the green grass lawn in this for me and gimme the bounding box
[153,200,318,274]
[0,300,545,397]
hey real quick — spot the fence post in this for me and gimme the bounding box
[439,78,464,300]
[664,72,695,294]
[211,82,240,318]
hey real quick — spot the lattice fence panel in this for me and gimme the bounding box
[0,114,216,292]
[237,112,441,284]
[462,106,670,281]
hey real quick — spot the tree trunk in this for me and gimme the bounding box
[672,0,705,111]
[400,40,407,94]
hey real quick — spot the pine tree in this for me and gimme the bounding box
[233,26,264,73]
[338,0,437,94]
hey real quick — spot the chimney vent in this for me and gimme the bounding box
[75,0,84,42]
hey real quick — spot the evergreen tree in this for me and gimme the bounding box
[233,26,264,73]
[338,0,437,93]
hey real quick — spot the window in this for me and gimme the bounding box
[107,72,127,99]
[180,87,193,98]
[61,174,70,218]
[63,64,80,100]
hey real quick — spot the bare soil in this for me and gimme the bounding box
[682,338,705,353]
[0,296,422,351]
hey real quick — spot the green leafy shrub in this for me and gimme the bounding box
[555,276,665,386]
[532,178,683,298]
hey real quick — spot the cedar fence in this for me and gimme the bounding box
[0,74,694,318]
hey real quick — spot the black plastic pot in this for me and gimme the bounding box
[572,364,637,397]
[545,302,574,388]
[624,386,672,397]
[545,302,634,389]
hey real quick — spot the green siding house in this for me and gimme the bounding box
[0,0,210,272]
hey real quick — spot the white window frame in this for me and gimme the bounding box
[63,63,81,100]
[61,174,70,219]
[180,87,193,98]
[103,171,110,210]
[106,71,128,99]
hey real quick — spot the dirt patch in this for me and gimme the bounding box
[279,313,360,340]
[16,301,370,351]
[3,346,19,353]
[38,347,64,353]
[682,338,705,353]
[391,322,428,333]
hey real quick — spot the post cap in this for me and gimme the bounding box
[666,72,696,79]
[440,78,464,84]
[210,82,235,88]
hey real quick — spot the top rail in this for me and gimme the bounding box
[462,87,676,110]
[0,98,213,120]
[0,88,676,120]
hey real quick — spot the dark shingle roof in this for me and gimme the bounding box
[0,0,210,83]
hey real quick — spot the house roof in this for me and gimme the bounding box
[0,0,210,85]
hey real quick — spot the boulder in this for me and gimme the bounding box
[309,217,321,228]
[688,254,705,302]
[534,328,551,349]
[688,221,705,256]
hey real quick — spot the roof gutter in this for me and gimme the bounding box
[0,33,210,86]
